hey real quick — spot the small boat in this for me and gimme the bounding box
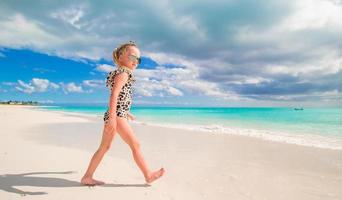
[294,107,304,110]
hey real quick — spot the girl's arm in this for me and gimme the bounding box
[127,112,136,121]
[108,72,129,120]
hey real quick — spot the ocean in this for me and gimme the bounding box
[39,104,342,150]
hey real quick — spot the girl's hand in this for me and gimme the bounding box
[127,113,136,121]
[106,117,117,132]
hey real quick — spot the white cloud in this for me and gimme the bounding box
[61,82,84,93]
[15,78,59,94]
[134,66,242,100]
[16,81,34,94]
[167,86,183,96]
[13,78,101,94]
[82,79,104,87]
[135,79,183,97]
[50,82,60,89]
[313,89,340,96]
[51,5,86,29]
[131,53,247,100]
[0,13,114,60]
[279,0,342,31]
[31,78,50,92]
[134,78,172,97]
[95,64,115,73]
[144,52,192,69]
[0,14,62,49]
[265,55,342,77]
[179,79,241,100]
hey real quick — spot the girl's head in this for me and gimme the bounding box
[113,41,141,69]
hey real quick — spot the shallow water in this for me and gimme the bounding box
[40,105,342,150]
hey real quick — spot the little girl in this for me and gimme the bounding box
[81,41,165,186]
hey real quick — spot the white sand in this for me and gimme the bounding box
[1,105,342,199]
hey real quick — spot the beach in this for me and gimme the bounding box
[1,105,342,199]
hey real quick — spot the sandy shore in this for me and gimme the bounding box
[1,105,342,199]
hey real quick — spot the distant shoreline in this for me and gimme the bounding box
[0,101,39,106]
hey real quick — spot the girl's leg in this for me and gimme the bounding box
[81,123,116,185]
[116,117,165,184]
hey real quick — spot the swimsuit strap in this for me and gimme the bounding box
[118,66,133,74]
[105,66,135,88]
[117,66,135,83]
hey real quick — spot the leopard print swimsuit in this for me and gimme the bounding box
[103,66,136,123]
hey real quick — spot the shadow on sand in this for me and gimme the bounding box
[0,171,150,196]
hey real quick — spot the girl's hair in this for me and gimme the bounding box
[112,40,138,65]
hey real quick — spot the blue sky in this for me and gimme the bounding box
[0,0,342,107]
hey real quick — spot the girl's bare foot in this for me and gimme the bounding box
[81,176,105,186]
[145,168,165,184]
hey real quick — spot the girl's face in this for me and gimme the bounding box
[118,46,141,70]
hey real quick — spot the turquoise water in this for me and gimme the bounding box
[41,105,342,139]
